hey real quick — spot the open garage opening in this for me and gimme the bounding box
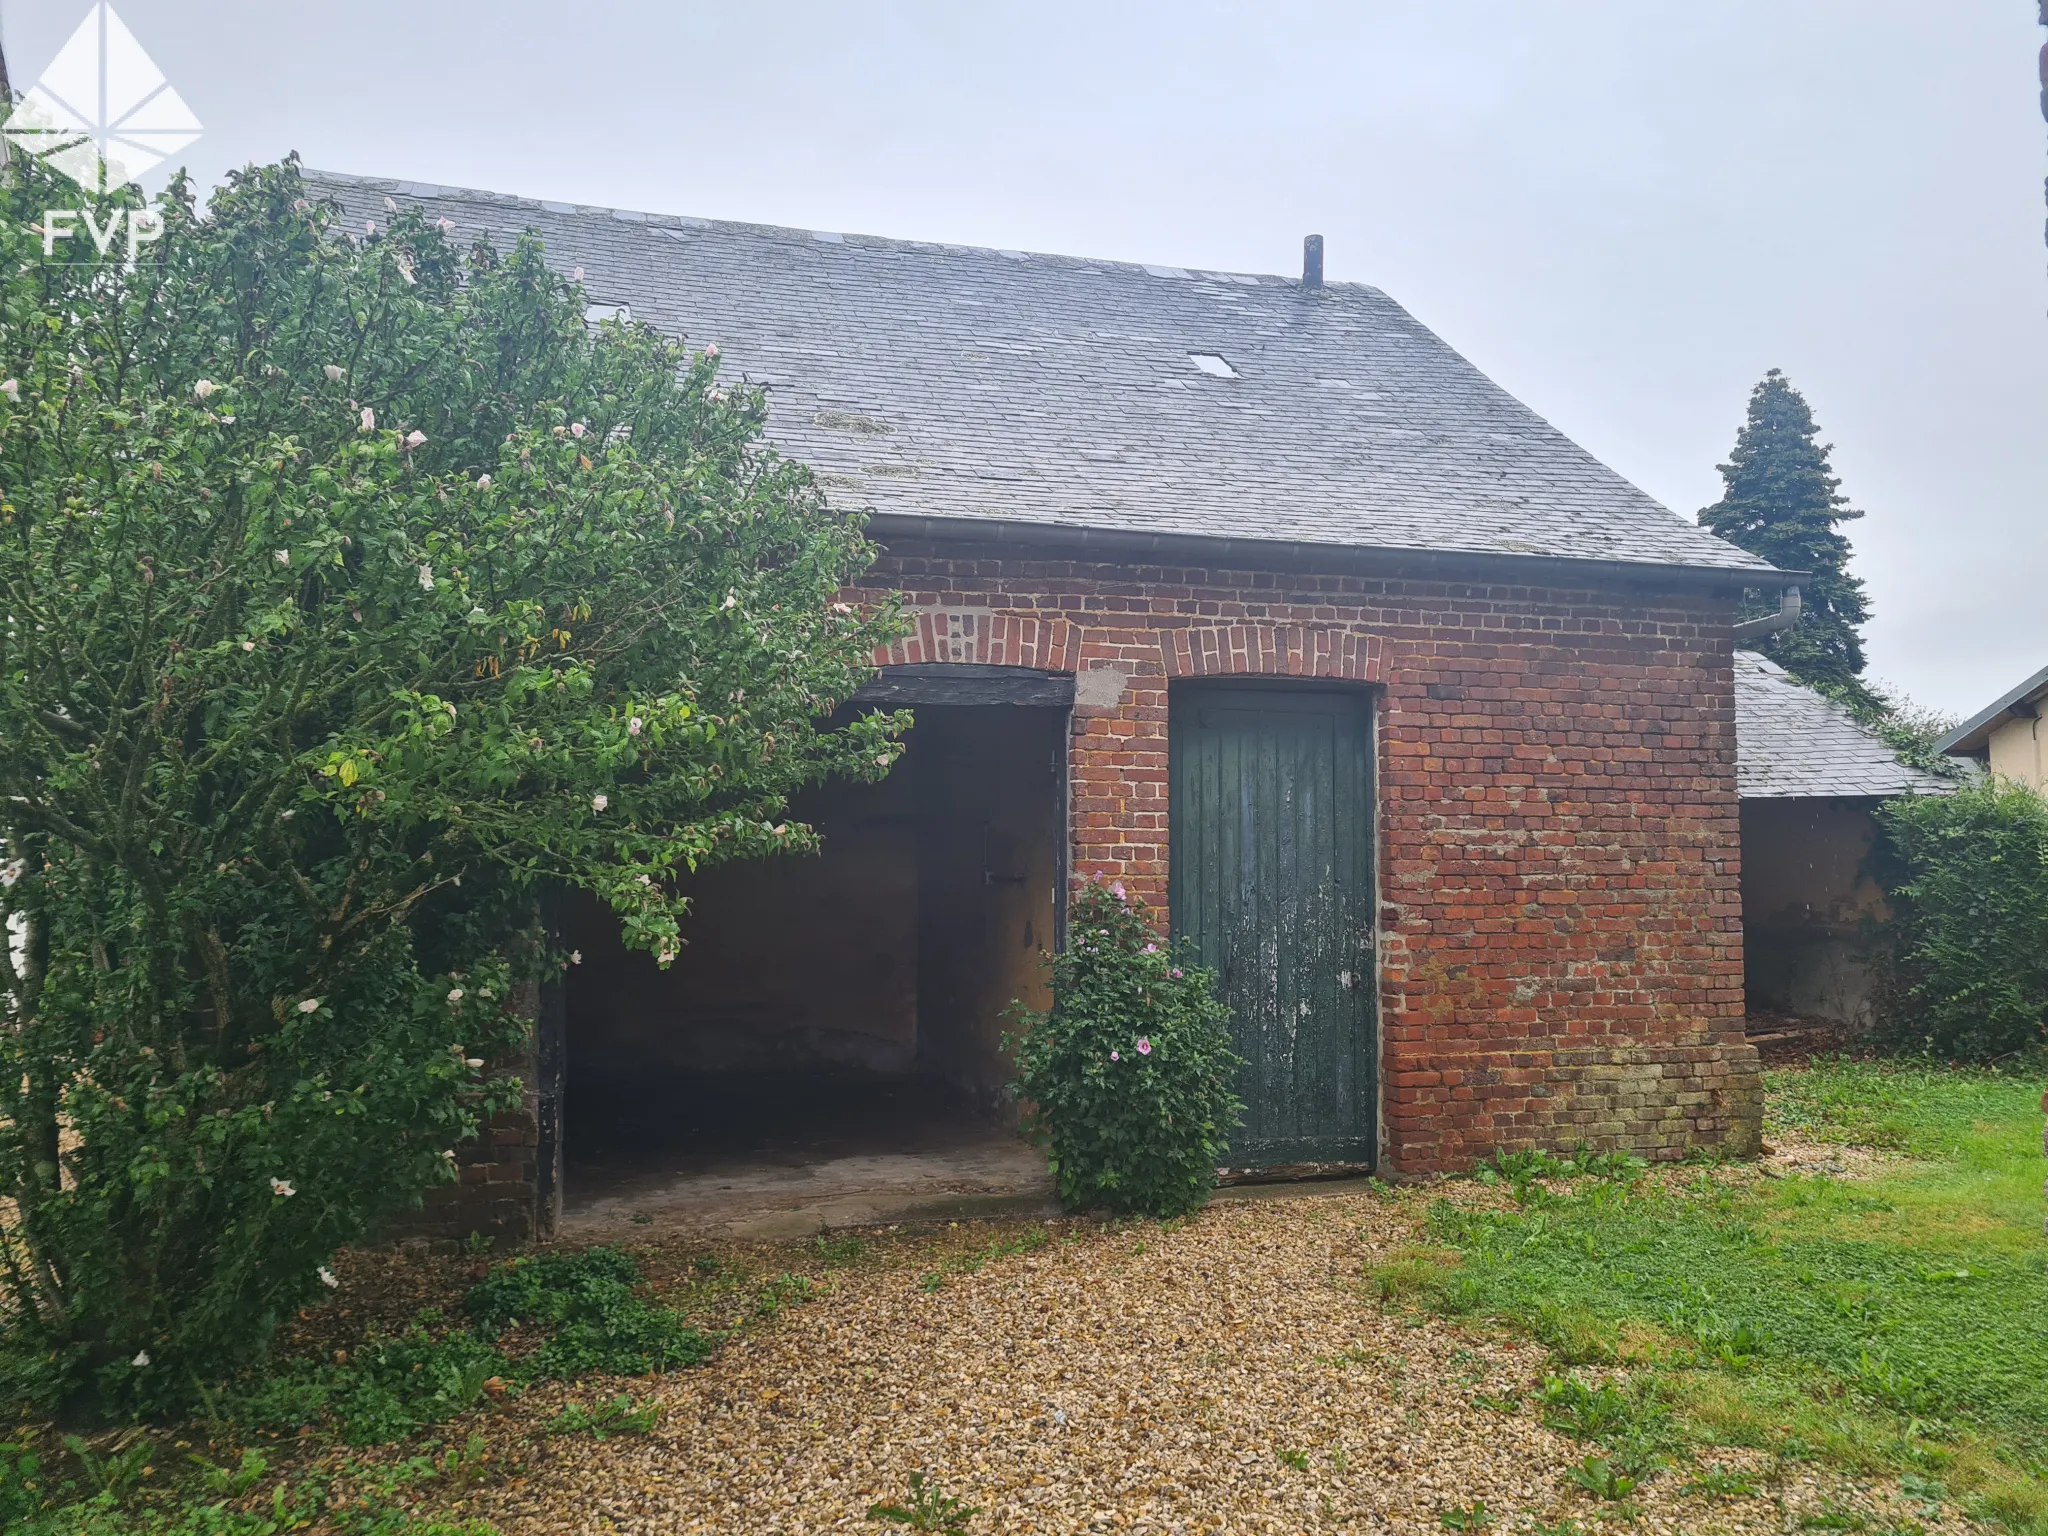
[556,688,1067,1237]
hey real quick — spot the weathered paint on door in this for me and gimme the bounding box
[1169,685,1375,1167]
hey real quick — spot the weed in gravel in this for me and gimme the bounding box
[401,1433,494,1489]
[1,1438,498,1535]
[1523,1521,1585,1536]
[814,1232,868,1266]
[867,1470,978,1533]
[1566,1454,1639,1503]
[190,1448,269,1498]
[1439,1499,1493,1530]
[466,1247,713,1379]
[755,1273,817,1318]
[228,1249,707,1444]
[1897,1472,1945,1514]
[1317,1341,1380,1369]
[1537,1374,1670,1459]
[546,1392,660,1439]
[918,1227,1051,1292]
[230,1323,509,1444]
[953,1226,1051,1275]
[1680,1466,1759,1499]
[1538,1376,1636,1440]
[1276,1447,1309,1470]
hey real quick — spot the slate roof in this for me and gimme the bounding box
[308,170,1779,579]
[1734,651,1952,800]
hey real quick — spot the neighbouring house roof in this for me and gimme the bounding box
[1735,651,1952,800]
[308,170,1785,584]
[1931,664,2048,758]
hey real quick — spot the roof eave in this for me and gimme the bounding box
[1739,782,1953,801]
[867,512,1799,595]
[1933,663,2048,757]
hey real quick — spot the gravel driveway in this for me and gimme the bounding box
[423,1183,1960,1535]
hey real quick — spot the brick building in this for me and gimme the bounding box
[316,172,1787,1242]
[1735,652,1950,1031]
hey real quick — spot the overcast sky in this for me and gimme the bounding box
[5,1,2043,717]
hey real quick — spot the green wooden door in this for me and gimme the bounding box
[1169,685,1375,1167]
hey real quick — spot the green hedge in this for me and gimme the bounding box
[1876,779,2048,1061]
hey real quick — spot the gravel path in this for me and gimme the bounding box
[431,1185,1964,1535]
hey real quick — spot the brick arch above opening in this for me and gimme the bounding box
[1163,623,1381,683]
[874,608,1082,671]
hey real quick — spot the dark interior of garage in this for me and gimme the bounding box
[557,698,1065,1213]
[1739,795,1891,1029]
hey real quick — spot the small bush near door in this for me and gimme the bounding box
[1876,779,2048,1061]
[1006,879,1242,1218]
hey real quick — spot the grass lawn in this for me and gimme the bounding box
[1374,1057,2048,1533]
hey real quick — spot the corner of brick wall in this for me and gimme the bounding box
[1384,1031,1762,1171]
[378,984,541,1253]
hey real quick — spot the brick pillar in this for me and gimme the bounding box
[381,982,541,1250]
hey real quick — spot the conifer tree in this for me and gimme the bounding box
[1699,369,1874,704]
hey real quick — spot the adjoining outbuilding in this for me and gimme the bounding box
[313,170,1794,1242]
[1934,665,2048,789]
[1734,652,1952,1033]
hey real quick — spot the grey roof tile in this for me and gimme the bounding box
[1735,651,1952,800]
[308,169,1776,576]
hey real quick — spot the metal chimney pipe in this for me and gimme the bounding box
[1302,234,1324,289]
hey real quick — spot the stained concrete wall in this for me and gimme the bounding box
[1740,796,1890,1027]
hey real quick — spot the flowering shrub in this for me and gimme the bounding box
[0,157,903,1419]
[1007,880,1242,1217]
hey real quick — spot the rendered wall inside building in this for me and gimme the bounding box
[1739,796,1889,1027]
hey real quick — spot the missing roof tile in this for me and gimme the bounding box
[813,409,894,436]
[1187,352,1239,379]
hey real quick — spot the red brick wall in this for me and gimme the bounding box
[858,541,1762,1174]
[382,983,542,1251]
[426,540,1764,1243]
